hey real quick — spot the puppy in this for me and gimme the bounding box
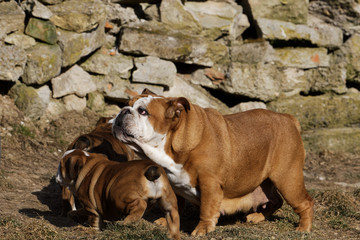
[112,89,314,235]
[61,117,137,216]
[56,149,180,240]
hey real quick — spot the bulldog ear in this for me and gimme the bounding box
[165,97,190,119]
[141,88,157,96]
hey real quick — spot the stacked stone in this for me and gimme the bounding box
[0,0,360,153]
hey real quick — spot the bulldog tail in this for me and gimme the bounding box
[145,166,161,181]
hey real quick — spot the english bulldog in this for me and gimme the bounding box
[112,89,314,236]
[61,117,138,216]
[56,149,180,240]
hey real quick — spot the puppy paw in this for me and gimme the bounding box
[154,217,167,227]
[246,212,265,224]
[123,215,141,224]
[191,221,215,236]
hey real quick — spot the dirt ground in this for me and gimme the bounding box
[0,94,359,239]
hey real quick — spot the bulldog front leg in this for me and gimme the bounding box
[191,176,223,236]
[123,198,147,224]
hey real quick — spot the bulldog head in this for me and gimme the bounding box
[56,149,90,189]
[112,89,190,154]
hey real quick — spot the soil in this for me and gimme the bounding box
[0,94,359,239]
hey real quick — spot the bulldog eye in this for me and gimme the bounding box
[138,107,148,116]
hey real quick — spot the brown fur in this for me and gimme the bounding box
[61,117,137,216]
[57,150,180,240]
[114,94,314,236]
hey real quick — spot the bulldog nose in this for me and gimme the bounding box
[114,108,131,127]
[122,108,131,115]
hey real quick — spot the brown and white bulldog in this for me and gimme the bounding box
[56,149,180,240]
[61,117,138,216]
[112,90,314,236]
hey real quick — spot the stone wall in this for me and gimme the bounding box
[1,0,360,153]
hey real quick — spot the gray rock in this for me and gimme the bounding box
[49,0,106,33]
[0,45,27,81]
[36,85,51,105]
[302,128,360,153]
[164,76,231,115]
[274,47,330,69]
[52,65,96,98]
[184,0,248,40]
[248,0,308,24]
[231,40,275,64]
[22,0,53,20]
[80,48,133,78]
[257,18,343,48]
[8,82,48,120]
[57,20,105,67]
[63,94,87,112]
[5,32,36,49]
[229,13,250,41]
[304,49,347,94]
[104,1,140,34]
[0,1,25,40]
[267,93,360,130]
[119,22,229,67]
[87,91,105,112]
[343,34,360,83]
[223,62,281,102]
[160,0,202,33]
[93,75,164,102]
[133,56,177,87]
[279,68,308,97]
[230,102,267,113]
[22,43,62,85]
[25,18,57,45]
[307,15,343,49]
[43,99,66,120]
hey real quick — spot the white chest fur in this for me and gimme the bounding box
[135,134,200,205]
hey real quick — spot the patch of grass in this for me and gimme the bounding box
[101,220,169,240]
[11,124,34,138]
[0,217,58,240]
[314,189,360,230]
[0,170,13,190]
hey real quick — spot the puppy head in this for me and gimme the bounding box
[112,90,190,149]
[56,149,89,188]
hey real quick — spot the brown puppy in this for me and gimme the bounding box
[56,149,180,240]
[61,117,138,216]
[112,90,314,236]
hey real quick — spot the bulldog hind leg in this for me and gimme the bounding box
[270,167,314,232]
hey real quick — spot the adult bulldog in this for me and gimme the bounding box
[112,89,314,236]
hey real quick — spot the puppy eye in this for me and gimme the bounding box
[138,107,148,116]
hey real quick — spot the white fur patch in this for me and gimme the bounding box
[55,164,63,185]
[115,96,200,205]
[62,149,76,158]
[146,177,164,199]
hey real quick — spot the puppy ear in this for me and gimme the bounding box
[141,88,157,95]
[165,97,190,119]
[73,136,91,150]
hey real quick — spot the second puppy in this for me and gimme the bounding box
[56,149,180,240]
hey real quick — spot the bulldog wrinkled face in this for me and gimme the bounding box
[56,150,88,188]
[112,96,165,147]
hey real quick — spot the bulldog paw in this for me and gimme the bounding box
[191,221,215,236]
[246,212,265,224]
[154,217,168,227]
[296,224,311,232]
